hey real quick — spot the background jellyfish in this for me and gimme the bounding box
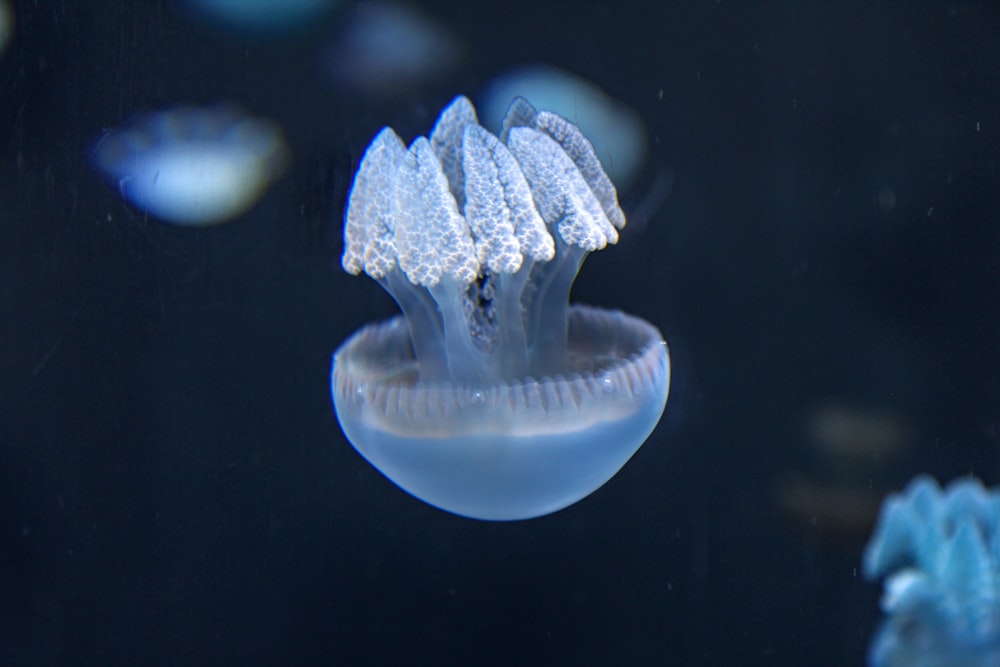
[322,1,460,99]
[178,0,338,33]
[0,0,11,55]
[863,475,1000,667]
[775,402,914,540]
[90,105,288,226]
[331,95,670,521]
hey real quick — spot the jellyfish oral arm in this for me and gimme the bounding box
[342,95,624,383]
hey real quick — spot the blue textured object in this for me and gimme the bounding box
[331,95,670,521]
[863,475,1000,667]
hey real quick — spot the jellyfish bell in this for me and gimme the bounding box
[334,307,669,520]
[331,95,670,521]
[91,105,288,226]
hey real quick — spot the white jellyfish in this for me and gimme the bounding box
[332,96,670,521]
[91,105,288,226]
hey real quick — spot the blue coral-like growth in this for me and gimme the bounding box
[863,475,1000,667]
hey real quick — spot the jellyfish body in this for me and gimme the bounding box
[91,105,287,226]
[331,95,670,521]
[863,475,1000,667]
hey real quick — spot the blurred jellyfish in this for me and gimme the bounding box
[0,0,12,54]
[479,65,648,191]
[178,0,338,33]
[91,105,288,226]
[863,475,1000,667]
[323,1,460,98]
[331,95,670,521]
[775,402,913,539]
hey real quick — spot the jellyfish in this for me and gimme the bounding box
[862,475,1000,667]
[330,95,670,521]
[90,105,287,226]
[0,0,12,55]
[322,1,460,99]
[179,0,338,33]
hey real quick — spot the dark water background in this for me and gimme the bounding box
[2,1,999,665]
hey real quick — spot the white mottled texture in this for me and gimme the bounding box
[342,127,406,277]
[462,124,553,273]
[394,138,477,286]
[429,95,478,210]
[498,96,538,143]
[535,111,626,229]
[479,65,648,190]
[507,127,618,251]
[341,95,626,286]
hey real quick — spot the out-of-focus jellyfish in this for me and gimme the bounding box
[775,402,913,539]
[479,66,648,191]
[179,0,338,33]
[331,95,670,521]
[323,1,460,99]
[863,475,1000,667]
[0,0,12,54]
[91,105,288,226]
